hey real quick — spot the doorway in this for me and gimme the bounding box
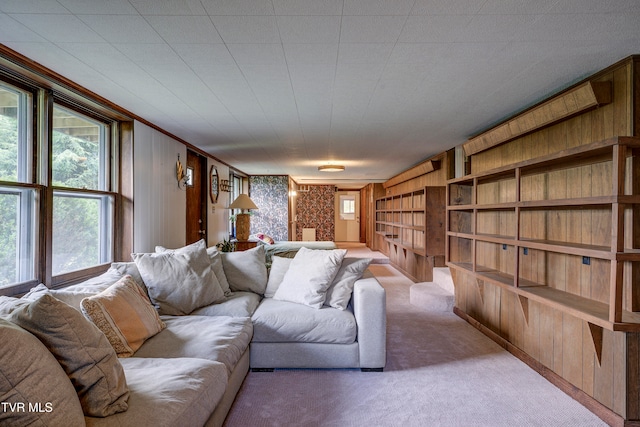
[335,191,360,242]
[186,150,207,244]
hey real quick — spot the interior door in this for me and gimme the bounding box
[335,191,360,242]
[186,150,207,244]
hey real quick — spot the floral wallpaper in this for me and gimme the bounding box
[249,176,288,241]
[296,185,335,241]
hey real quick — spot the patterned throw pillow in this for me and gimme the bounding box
[81,275,166,357]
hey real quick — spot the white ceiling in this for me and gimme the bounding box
[1,1,639,187]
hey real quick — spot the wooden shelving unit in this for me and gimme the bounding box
[446,136,640,334]
[376,186,445,281]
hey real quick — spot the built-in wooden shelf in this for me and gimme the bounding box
[447,136,640,332]
[376,186,445,281]
[463,81,612,156]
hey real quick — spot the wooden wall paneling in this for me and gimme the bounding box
[626,333,640,419]
[554,310,564,377]
[509,289,526,351]
[523,299,540,361]
[593,329,615,412]
[582,321,596,396]
[613,331,628,417]
[539,304,556,369]
[562,314,584,388]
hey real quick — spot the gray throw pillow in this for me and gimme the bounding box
[324,258,372,310]
[221,245,268,294]
[134,240,225,315]
[0,318,85,426]
[264,256,293,298]
[8,294,130,417]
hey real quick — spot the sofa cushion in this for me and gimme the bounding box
[190,291,261,317]
[81,275,166,357]
[221,245,268,294]
[0,318,85,426]
[8,294,129,417]
[264,256,293,298]
[252,298,357,344]
[85,357,228,427]
[273,247,347,308]
[324,258,372,310]
[133,240,225,315]
[133,315,253,374]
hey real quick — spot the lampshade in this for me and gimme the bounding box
[318,164,345,172]
[229,194,258,211]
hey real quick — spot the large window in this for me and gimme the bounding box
[52,105,113,276]
[0,75,118,293]
[0,82,35,288]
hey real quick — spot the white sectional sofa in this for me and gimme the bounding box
[0,241,386,427]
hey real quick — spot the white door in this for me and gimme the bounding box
[335,191,360,242]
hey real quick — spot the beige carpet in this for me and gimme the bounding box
[223,264,607,427]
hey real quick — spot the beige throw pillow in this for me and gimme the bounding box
[81,275,166,357]
[133,240,224,315]
[8,294,130,417]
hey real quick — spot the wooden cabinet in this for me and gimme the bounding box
[234,240,258,252]
[375,186,445,281]
[446,137,640,333]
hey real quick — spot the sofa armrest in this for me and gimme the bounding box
[352,271,386,369]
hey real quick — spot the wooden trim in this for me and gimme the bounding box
[118,121,134,261]
[464,81,612,156]
[383,159,441,188]
[454,307,627,427]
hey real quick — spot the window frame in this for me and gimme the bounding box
[48,99,117,287]
[0,71,123,295]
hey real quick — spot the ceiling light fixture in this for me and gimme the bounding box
[318,164,345,172]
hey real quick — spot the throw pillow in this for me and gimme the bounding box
[255,233,275,245]
[109,261,148,295]
[8,294,130,417]
[324,258,372,310]
[264,256,293,298]
[221,245,268,294]
[81,275,166,357]
[133,240,224,315]
[207,247,232,296]
[0,318,85,426]
[158,244,232,296]
[0,295,30,317]
[273,247,347,309]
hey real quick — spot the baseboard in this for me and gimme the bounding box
[453,306,629,427]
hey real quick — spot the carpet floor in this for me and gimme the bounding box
[223,264,607,427]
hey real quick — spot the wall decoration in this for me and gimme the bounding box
[209,165,219,203]
[249,176,288,241]
[295,185,335,242]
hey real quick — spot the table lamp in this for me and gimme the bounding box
[229,194,258,241]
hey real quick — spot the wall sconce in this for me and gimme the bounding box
[219,179,232,192]
[176,154,192,189]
